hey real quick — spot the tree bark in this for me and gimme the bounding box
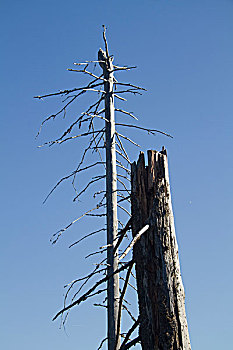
[131,149,191,350]
[99,49,120,350]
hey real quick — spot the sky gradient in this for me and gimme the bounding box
[1,1,233,349]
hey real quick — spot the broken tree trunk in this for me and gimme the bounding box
[131,149,191,350]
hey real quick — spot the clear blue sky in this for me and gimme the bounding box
[1,0,233,349]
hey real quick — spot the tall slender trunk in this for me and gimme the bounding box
[131,149,191,350]
[99,49,120,350]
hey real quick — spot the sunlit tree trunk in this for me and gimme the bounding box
[99,48,120,350]
[131,149,191,350]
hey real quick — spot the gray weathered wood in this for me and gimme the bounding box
[99,48,120,350]
[131,149,191,350]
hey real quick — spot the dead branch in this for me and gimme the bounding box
[117,195,130,205]
[115,261,134,349]
[119,277,137,292]
[67,68,107,83]
[112,66,137,72]
[115,134,131,163]
[116,162,131,175]
[120,336,140,350]
[64,267,106,288]
[102,25,109,58]
[69,228,106,249]
[97,337,108,350]
[114,89,143,96]
[52,96,105,144]
[117,177,130,195]
[123,305,136,323]
[113,219,131,255]
[50,206,105,244]
[73,175,105,201]
[72,129,105,193]
[34,80,102,99]
[116,132,140,148]
[119,224,149,260]
[85,248,107,259]
[93,303,107,309]
[119,318,140,350]
[85,287,107,300]
[116,149,131,165]
[52,260,133,321]
[114,82,146,91]
[116,123,173,138]
[117,174,130,182]
[115,108,138,121]
[43,161,105,204]
[117,204,131,217]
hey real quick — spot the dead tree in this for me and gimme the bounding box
[98,44,120,350]
[35,27,171,350]
[131,149,191,349]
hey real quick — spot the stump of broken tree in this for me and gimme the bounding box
[131,149,191,350]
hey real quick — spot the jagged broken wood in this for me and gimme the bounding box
[131,149,191,350]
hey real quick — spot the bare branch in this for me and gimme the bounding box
[117,177,130,195]
[97,337,108,350]
[116,149,131,165]
[73,175,105,201]
[113,219,131,255]
[116,134,131,163]
[114,94,127,101]
[117,195,130,205]
[120,336,140,350]
[115,261,134,349]
[116,132,140,148]
[93,303,107,309]
[72,129,105,193]
[34,81,102,99]
[43,161,105,203]
[119,225,149,261]
[102,25,109,58]
[117,204,131,217]
[114,82,146,91]
[73,60,106,66]
[85,287,107,300]
[69,228,106,249]
[115,109,138,121]
[119,318,140,350]
[67,68,107,83]
[116,123,173,138]
[85,248,107,259]
[112,65,137,72]
[122,304,136,323]
[50,206,105,244]
[52,260,133,321]
[120,277,137,292]
[64,268,106,288]
[116,162,131,175]
[117,174,130,183]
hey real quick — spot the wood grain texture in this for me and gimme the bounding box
[131,150,191,350]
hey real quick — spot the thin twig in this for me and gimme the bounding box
[52,260,133,321]
[116,123,173,138]
[119,318,140,350]
[120,336,140,350]
[115,261,134,349]
[115,109,138,121]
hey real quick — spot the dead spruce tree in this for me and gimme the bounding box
[35,27,172,350]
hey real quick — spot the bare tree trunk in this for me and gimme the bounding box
[131,149,191,350]
[99,49,120,350]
